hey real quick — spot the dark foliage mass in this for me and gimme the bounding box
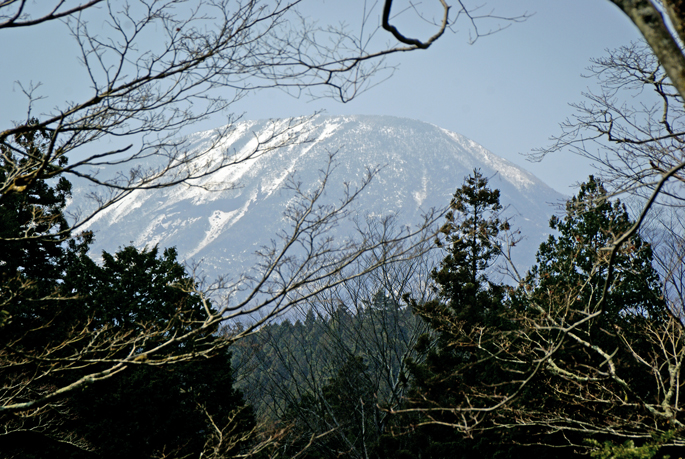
[0,132,255,458]
[67,351,254,459]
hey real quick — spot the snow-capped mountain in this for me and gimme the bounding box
[78,115,564,281]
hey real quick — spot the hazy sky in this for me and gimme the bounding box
[1,1,644,194]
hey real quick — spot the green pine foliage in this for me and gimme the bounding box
[404,170,511,431]
[1,242,258,459]
[0,125,79,332]
[587,439,662,459]
[233,293,421,419]
[521,176,665,325]
[586,430,677,459]
[61,245,214,346]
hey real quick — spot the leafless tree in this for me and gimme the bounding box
[0,0,528,227]
[611,1,685,101]
[532,41,685,204]
[516,34,685,449]
[0,0,527,443]
[532,1,685,228]
[210,2,685,454]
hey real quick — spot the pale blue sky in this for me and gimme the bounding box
[1,1,644,194]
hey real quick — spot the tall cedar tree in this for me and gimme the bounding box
[393,170,515,459]
[411,170,509,392]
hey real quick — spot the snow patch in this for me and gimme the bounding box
[136,215,203,249]
[186,190,258,258]
[413,173,428,207]
[438,128,536,190]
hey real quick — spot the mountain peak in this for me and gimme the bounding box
[79,115,563,280]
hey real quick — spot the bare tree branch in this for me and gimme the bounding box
[0,0,104,28]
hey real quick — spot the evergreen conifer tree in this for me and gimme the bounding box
[0,133,258,458]
[410,169,510,390]
[428,169,509,326]
[521,176,665,325]
[0,124,78,330]
[393,170,514,458]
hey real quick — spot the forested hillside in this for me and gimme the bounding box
[227,170,685,459]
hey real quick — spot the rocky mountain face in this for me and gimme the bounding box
[77,115,564,283]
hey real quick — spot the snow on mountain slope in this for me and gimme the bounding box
[78,115,564,281]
